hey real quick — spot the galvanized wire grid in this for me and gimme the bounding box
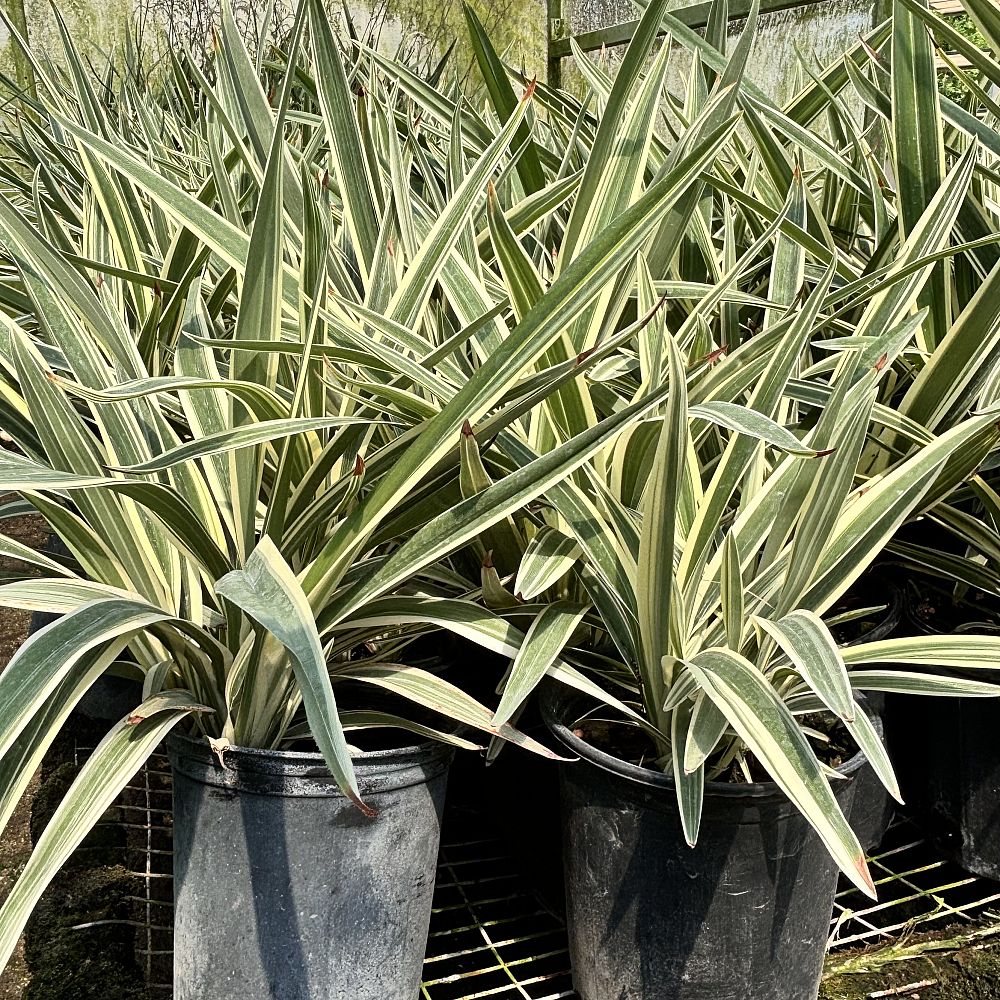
[121,751,174,993]
[420,829,573,999]
[829,818,1000,952]
[77,742,175,994]
[78,749,1000,999]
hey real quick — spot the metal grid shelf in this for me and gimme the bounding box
[830,818,1000,953]
[421,828,573,999]
[75,748,1000,1000]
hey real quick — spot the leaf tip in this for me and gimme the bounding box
[354,794,378,819]
[857,857,877,900]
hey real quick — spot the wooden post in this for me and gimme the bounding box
[3,0,37,100]
[547,0,564,89]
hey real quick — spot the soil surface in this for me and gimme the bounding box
[0,512,49,1000]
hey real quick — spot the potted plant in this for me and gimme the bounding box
[827,0,1000,879]
[299,3,1000,997]
[0,2,609,995]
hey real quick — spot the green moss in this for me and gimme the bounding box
[23,866,141,971]
[822,932,1000,1000]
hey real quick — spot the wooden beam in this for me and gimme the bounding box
[548,0,828,59]
[929,0,966,14]
[548,0,565,87]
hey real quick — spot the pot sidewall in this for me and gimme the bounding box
[543,686,864,1000]
[169,738,452,1000]
[885,583,1000,878]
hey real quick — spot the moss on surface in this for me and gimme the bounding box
[822,930,1000,1000]
[23,867,142,975]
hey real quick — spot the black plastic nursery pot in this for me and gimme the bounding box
[542,685,867,1000]
[847,696,891,854]
[168,734,453,1000]
[885,583,1000,880]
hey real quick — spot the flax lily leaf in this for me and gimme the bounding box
[0,691,206,972]
[686,648,875,898]
[494,601,590,728]
[216,537,367,814]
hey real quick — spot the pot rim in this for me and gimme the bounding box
[168,730,452,764]
[903,577,1000,637]
[841,567,904,646]
[541,683,867,801]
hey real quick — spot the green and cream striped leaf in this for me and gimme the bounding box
[686,647,874,897]
[493,601,590,728]
[215,537,366,812]
[0,691,204,972]
[755,611,855,721]
[514,527,582,601]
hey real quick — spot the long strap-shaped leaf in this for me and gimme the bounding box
[891,0,947,351]
[672,698,705,847]
[756,611,854,720]
[842,634,1000,669]
[637,332,687,725]
[340,661,560,759]
[114,416,378,474]
[322,595,645,727]
[0,598,173,762]
[900,260,1000,433]
[0,691,204,972]
[215,537,368,814]
[0,636,133,854]
[804,411,1000,613]
[964,0,1000,50]
[463,3,545,197]
[686,648,874,897]
[493,602,590,728]
[320,323,709,626]
[559,0,674,357]
[385,83,535,331]
[308,0,379,284]
[304,111,740,608]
